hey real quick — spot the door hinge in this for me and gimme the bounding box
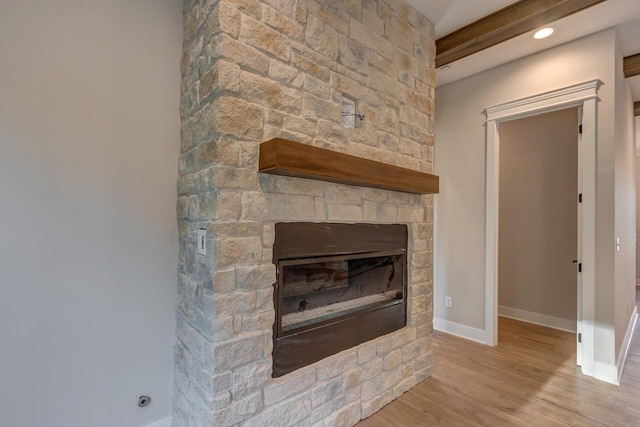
[578,333,582,343]
[579,124,583,134]
[578,263,582,273]
[579,193,582,203]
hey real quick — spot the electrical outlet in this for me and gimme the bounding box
[445,296,452,308]
[197,229,207,256]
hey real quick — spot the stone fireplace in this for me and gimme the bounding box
[174,0,436,425]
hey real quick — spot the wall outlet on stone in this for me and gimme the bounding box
[197,229,206,256]
[341,96,356,128]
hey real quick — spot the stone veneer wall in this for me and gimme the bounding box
[174,0,435,425]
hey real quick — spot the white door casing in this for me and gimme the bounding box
[483,80,600,378]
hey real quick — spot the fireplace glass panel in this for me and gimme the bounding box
[278,250,404,334]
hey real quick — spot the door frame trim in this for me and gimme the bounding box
[483,80,601,378]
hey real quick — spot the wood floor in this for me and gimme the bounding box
[360,312,640,426]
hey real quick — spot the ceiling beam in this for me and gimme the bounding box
[624,53,640,78]
[635,102,640,117]
[436,0,608,68]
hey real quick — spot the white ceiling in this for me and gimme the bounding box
[406,0,640,100]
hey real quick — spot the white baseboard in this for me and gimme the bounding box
[616,305,638,384]
[145,417,172,427]
[594,361,619,385]
[498,306,576,333]
[433,317,491,345]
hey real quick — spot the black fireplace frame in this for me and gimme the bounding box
[272,222,408,377]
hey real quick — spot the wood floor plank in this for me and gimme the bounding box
[359,314,640,426]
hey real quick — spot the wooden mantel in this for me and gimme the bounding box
[258,138,439,195]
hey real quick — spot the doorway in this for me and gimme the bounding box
[497,108,579,344]
[483,80,600,378]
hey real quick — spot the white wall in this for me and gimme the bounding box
[435,30,621,367]
[498,108,578,327]
[0,1,182,426]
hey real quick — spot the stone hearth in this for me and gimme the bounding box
[173,0,435,425]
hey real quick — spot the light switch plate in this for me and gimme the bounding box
[197,229,206,256]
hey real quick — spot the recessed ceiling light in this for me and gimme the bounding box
[533,27,554,40]
[439,65,451,71]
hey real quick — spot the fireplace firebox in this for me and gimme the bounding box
[272,223,407,377]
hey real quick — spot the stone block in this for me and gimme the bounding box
[240,14,291,61]
[311,377,343,407]
[240,71,302,113]
[330,71,362,98]
[245,392,312,427]
[368,66,401,98]
[236,264,275,291]
[264,193,316,221]
[292,52,330,81]
[391,327,417,349]
[215,236,262,268]
[304,73,331,99]
[195,312,234,342]
[361,367,401,401]
[409,311,431,328]
[397,204,425,222]
[408,282,430,299]
[209,221,263,238]
[316,119,350,144]
[216,191,242,220]
[210,33,269,75]
[383,349,402,370]
[256,287,274,311]
[262,0,298,19]
[393,375,417,398]
[417,322,433,339]
[327,203,363,221]
[364,202,397,223]
[317,352,357,380]
[232,361,271,399]
[411,294,429,314]
[325,185,362,204]
[199,60,240,102]
[283,114,319,136]
[212,391,263,426]
[357,342,377,365]
[269,59,303,88]
[302,93,342,122]
[323,401,361,427]
[215,97,264,141]
[213,268,236,294]
[239,141,259,168]
[262,5,304,40]
[386,23,413,53]
[314,197,327,220]
[214,291,257,316]
[262,222,275,247]
[342,368,363,392]
[412,238,427,252]
[241,191,268,221]
[176,315,206,361]
[410,251,431,269]
[210,332,267,371]
[338,36,369,75]
[241,308,275,332]
[350,19,393,60]
[307,2,350,34]
[264,368,316,406]
[376,336,392,356]
[305,14,339,60]
[263,125,312,145]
